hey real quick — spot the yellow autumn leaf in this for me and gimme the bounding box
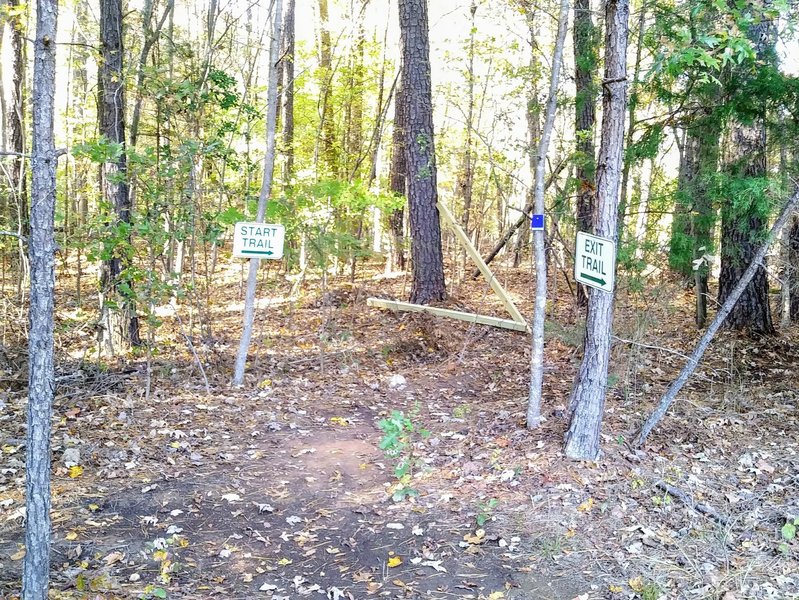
[629,577,645,592]
[65,531,78,541]
[387,556,402,568]
[609,584,623,593]
[88,504,99,512]
[152,549,168,562]
[488,592,505,600]
[330,417,348,426]
[577,497,595,512]
[68,465,83,478]
[278,557,292,566]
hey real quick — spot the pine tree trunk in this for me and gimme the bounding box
[564,0,629,461]
[573,0,598,306]
[98,0,140,355]
[24,0,58,595]
[398,0,446,304]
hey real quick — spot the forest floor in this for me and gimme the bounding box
[0,259,798,600]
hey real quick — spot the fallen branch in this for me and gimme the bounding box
[654,480,729,526]
[635,188,799,447]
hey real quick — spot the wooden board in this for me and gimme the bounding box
[367,298,528,332]
[436,200,528,328]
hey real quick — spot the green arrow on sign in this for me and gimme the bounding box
[580,273,606,286]
[242,249,274,256]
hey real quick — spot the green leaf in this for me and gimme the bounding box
[782,522,796,541]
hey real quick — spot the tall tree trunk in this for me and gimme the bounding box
[718,15,775,335]
[398,0,446,304]
[564,0,629,461]
[573,0,598,305]
[232,0,283,386]
[24,0,58,594]
[527,0,570,428]
[282,0,295,188]
[98,0,140,354]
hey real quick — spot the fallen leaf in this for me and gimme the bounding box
[68,465,83,478]
[387,556,402,567]
[103,550,124,566]
[629,577,644,592]
[577,497,595,512]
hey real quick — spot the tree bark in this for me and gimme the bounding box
[98,0,140,355]
[564,0,629,461]
[573,0,598,306]
[232,0,283,386]
[398,0,446,304]
[24,0,58,595]
[527,0,570,428]
[636,189,799,447]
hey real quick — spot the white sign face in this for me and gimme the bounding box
[233,222,285,259]
[575,231,616,293]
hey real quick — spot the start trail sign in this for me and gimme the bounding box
[233,222,285,259]
[575,231,616,293]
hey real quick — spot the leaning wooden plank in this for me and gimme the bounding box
[367,298,528,332]
[436,200,528,327]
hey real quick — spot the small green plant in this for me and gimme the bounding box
[538,535,565,560]
[779,517,798,554]
[476,498,498,527]
[140,585,168,599]
[452,403,471,419]
[640,581,663,600]
[378,405,430,501]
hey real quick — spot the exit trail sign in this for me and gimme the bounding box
[233,222,285,259]
[575,231,616,293]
